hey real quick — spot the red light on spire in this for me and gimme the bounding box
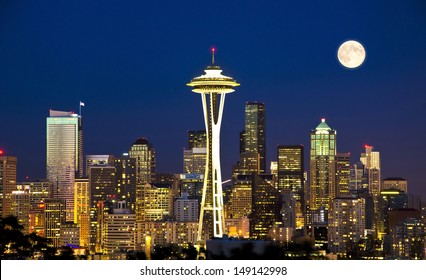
[0,150,3,155]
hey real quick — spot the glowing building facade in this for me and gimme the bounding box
[46,110,83,222]
[277,145,304,229]
[309,119,336,221]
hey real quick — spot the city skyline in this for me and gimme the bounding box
[1,0,426,202]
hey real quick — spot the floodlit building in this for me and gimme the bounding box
[309,119,336,223]
[128,138,156,185]
[10,189,30,234]
[336,153,351,197]
[277,145,305,229]
[46,110,83,222]
[44,198,66,248]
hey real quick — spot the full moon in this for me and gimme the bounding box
[337,40,366,68]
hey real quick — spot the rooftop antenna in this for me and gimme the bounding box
[211,48,215,65]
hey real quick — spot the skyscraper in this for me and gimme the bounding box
[244,102,266,173]
[1,155,17,218]
[44,198,66,248]
[88,165,116,253]
[250,174,281,239]
[187,50,240,241]
[277,145,305,229]
[46,110,83,222]
[309,118,336,222]
[74,178,90,248]
[114,155,136,212]
[128,138,156,185]
[360,145,381,198]
[336,152,351,197]
[360,145,381,232]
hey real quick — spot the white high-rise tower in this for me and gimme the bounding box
[187,49,239,241]
[47,109,83,222]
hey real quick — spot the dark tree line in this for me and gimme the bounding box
[0,215,76,260]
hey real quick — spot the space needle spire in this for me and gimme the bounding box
[187,49,240,242]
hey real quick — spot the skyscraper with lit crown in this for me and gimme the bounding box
[309,118,336,222]
[187,49,239,241]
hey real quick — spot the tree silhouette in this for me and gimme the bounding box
[1,215,56,260]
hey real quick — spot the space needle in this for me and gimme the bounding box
[187,49,240,242]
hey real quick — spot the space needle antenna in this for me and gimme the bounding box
[212,48,215,65]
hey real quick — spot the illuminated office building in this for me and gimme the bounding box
[44,198,66,248]
[138,183,173,222]
[228,176,252,219]
[309,119,336,221]
[46,110,83,222]
[360,145,381,197]
[60,222,80,247]
[390,217,425,260]
[88,165,116,253]
[11,189,30,234]
[1,155,17,218]
[277,145,304,229]
[360,145,381,232]
[244,102,266,174]
[336,153,351,197]
[74,178,90,248]
[128,138,156,185]
[183,147,207,175]
[187,50,239,241]
[250,174,281,239]
[114,155,136,211]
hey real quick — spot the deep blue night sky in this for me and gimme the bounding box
[1,1,425,200]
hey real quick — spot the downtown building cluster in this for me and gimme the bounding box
[1,103,425,260]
